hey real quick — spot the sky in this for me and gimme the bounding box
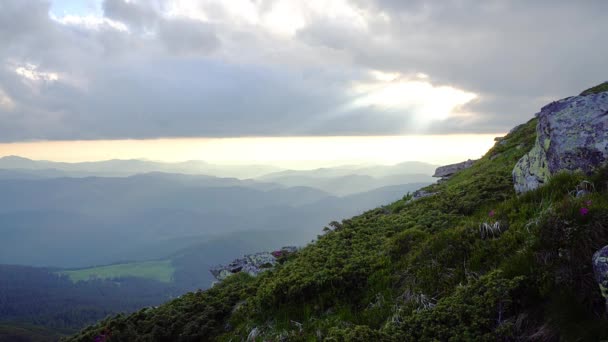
[0,0,606,166]
[0,135,498,167]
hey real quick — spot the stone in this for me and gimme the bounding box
[593,246,608,306]
[490,153,502,161]
[405,189,439,204]
[433,159,476,180]
[411,189,437,200]
[281,246,298,253]
[210,252,277,281]
[210,247,298,282]
[513,91,608,193]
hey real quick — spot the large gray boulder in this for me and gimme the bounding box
[513,91,608,193]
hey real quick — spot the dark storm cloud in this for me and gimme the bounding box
[0,0,606,141]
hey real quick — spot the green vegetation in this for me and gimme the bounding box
[61,260,174,283]
[580,81,608,96]
[67,116,608,341]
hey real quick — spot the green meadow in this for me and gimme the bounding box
[61,260,174,283]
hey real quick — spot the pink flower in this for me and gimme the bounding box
[488,210,496,217]
[580,207,590,216]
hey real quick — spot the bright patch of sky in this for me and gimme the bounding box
[15,64,59,82]
[351,71,477,123]
[50,0,102,17]
[0,89,15,111]
[0,135,500,169]
[50,0,129,31]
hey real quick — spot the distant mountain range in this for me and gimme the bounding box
[0,157,437,268]
[0,155,435,338]
[0,156,437,196]
[0,155,282,179]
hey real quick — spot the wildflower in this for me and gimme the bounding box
[580,207,590,216]
[585,200,593,206]
[488,210,496,217]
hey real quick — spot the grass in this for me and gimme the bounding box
[60,260,174,283]
[580,81,608,96]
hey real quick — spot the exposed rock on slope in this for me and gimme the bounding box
[432,159,476,181]
[593,246,608,307]
[210,247,297,282]
[513,90,608,193]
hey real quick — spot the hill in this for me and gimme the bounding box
[0,173,427,267]
[0,157,281,179]
[65,83,608,341]
[0,175,428,339]
[256,162,436,196]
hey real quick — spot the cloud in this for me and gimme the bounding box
[0,88,15,111]
[15,63,60,82]
[157,18,220,55]
[0,0,606,142]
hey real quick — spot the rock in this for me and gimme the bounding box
[412,189,436,200]
[593,246,608,306]
[406,189,438,203]
[513,91,608,193]
[210,247,298,281]
[210,252,277,281]
[281,246,298,253]
[490,153,502,161]
[433,159,476,180]
[494,137,509,146]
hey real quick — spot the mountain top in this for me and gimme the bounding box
[580,81,608,96]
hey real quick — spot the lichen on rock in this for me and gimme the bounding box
[513,91,608,193]
[593,246,608,306]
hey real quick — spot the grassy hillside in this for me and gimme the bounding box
[580,81,608,96]
[61,261,174,283]
[67,114,608,340]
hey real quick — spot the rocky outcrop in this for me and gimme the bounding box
[593,246,608,307]
[210,246,297,282]
[433,159,476,181]
[513,90,608,193]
